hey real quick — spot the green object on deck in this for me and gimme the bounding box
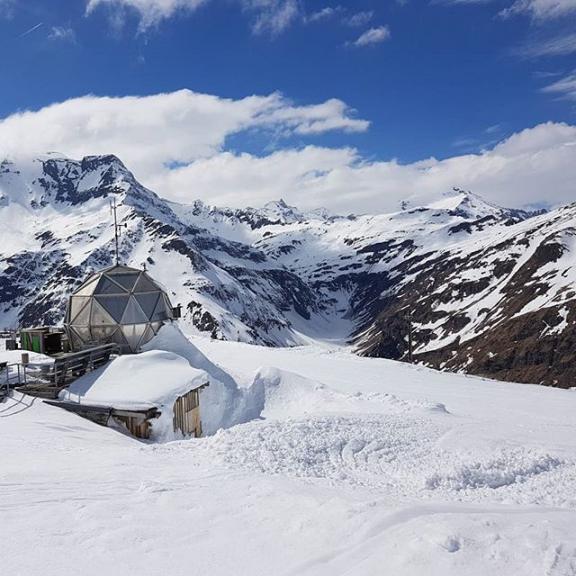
[20,331,40,352]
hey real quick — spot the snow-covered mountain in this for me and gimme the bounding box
[1,154,574,387]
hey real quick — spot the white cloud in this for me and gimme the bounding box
[501,0,576,19]
[484,123,503,134]
[0,88,367,182]
[48,26,77,42]
[245,0,300,36]
[262,98,369,134]
[154,122,576,213]
[351,26,391,47]
[86,0,207,30]
[517,32,576,57]
[0,91,574,214]
[542,72,576,100]
[0,0,14,18]
[438,0,494,4]
[306,7,373,28]
[86,0,300,34]
[443,0,576,18]
[346,10,373,27]
[306,6,341,23]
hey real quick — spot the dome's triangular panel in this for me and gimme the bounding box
[141,324,156,344]
[96,276,128,295]
[69,296,91,322]
[95,295,130,323]
[75,275,100,296]
[119,324,145,351]
[68,326,86,346]
[113,328,130,349]
[134,292,160,318]
[91,325,119,342]
[72,325,92,343]
[121,296,148,325]
[123,323,149,351]
[106,270,140,292]
[72,299,92,325]
[151,294,171,321]
[134,274,158,293]
[89,298,116,326]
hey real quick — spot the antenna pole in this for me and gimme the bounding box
[111,198,126,265]
[407,312,413,364]
[112,198,120,266]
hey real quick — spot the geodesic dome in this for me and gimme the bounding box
[65,264,174,353]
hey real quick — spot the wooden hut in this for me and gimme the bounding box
[53,349,209,440]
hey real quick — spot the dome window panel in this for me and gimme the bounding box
[134,274,158,293]
[141,324,156,343]
[95,295,130,323]
[75,275,101,296]
[96,276,129,295]
[134,292,160,318]
[121,323,148,350]
[71,299,92,325]
[112,328,130,349]
[151,296,171,322]
[72,326,93,344]
[107,272,140,292]
[69,296,91,322]
[89,298,117,326]
[121,297,148,325]
[91,326,119,342]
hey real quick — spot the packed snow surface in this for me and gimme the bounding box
[2,335,576,575]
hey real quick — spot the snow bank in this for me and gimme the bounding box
[142,324,264,434]
[60,350,208,440]
[0,349,53,366]
[252,366,337,419]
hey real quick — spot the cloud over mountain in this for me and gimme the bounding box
[0,90,574,214]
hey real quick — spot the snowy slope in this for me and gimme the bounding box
[2,335,576,575]
[0,154,574,386]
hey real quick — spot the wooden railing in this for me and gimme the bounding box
[3,344,120,400]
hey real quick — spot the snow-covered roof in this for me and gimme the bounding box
[59,350,207,411]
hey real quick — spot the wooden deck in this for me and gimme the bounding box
[10,344,120,399]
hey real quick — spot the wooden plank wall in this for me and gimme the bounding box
[173,389,202,437]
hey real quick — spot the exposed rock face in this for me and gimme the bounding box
[0,154,574,387]
[356,210,576,388]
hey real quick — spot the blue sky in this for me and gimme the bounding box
[0,0,575,212]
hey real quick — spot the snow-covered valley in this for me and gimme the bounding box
[2,333,576,575]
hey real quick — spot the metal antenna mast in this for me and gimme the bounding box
[110,198,127,266]
[407,311,413,364]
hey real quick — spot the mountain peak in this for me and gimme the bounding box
[402,187,541,224]
[0,154,153,210]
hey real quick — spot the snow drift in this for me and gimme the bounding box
[142,324,265,435]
